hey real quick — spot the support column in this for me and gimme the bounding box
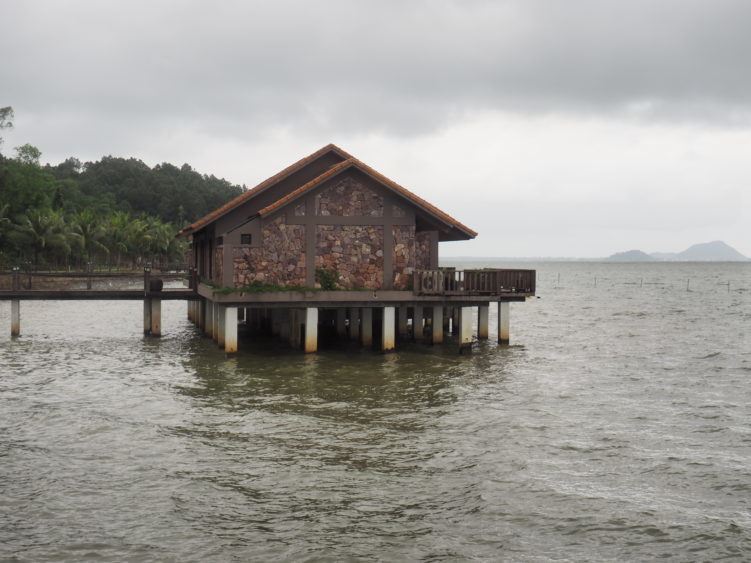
[431,305,443,345]
[224,306,238,353]
[382,306,396,352]
[143,298,152,335]
[10,300,20,337]
[498,301,510,345]
[280,309,291,341]
[360,307,373,347]
[397,306,408,339]
[198,299,206,331]
[413,305,424,341]
[304,307,318,353]
[150,299,161,337]
[289,309,301,349]
[459,306,472,352]
[349,308,360,342]
[212,301,219,342]
[217,305,226,348]
[478,305,489,340]
[336,308,347,339]
[205,300,214,338]
[443,306,450,335]
[271,309,282,337]
[452,307,460,335]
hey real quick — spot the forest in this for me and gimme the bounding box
[0,106,243,271]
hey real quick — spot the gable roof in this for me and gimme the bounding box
[178,144,477,239]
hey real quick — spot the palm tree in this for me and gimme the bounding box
[11,208,72,267]
[71,209,108,266]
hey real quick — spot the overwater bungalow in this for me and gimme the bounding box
[178,144,535,353]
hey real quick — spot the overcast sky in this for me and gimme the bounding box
[2,0,749,257]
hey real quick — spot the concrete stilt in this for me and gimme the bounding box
[224,306,238,353]
[459,306,472,352]
[361,308,373,347]
[498,301,510,345]
[10,300,20,337]
[443,306,450,335]
[289,309,301,349]
[413,305,424,341]
[205,300,214,338]
[349,308,360,341]
[397,307,408,339]
[150,299,162,337]
[336,308,347,339]
[452,307,460,335]
[304,307,318,353]
[478,305,489,340]
[271,309,282,337]
[382,306,396,352]
[280,309,291,341]
[212,302,220,341]
[143,298,152,335]
[432,306,443,344]
[217,305,226,348]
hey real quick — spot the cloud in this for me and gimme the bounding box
[3,0,751,142]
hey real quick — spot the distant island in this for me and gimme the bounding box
[606,241,748,262]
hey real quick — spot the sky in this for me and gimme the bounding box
[1,0,749,257]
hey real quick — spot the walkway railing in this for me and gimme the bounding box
[413,268,536,296]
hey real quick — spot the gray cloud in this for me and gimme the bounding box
[3,0,751,142]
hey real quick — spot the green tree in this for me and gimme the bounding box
[10,208,72,267]
[14,143,42,165]
[0,106,13,153]
[71,209,108,263]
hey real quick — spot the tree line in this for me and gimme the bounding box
[0,106,243,271]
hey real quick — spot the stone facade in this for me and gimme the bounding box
[315,225,384,289]
[233,215,306,287]
[315,177,383,216]
[392,226,415,290]
[415,231,433,270]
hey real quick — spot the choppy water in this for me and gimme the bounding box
[1,262,749,561]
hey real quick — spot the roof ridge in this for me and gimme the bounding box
[177,143,351,236]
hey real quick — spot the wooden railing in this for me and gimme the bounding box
[413,268,536,296]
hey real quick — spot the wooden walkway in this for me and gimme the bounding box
[0,289,197,300]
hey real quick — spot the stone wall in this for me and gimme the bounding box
[315,225,384,289]
[392,225,415,290]
[415,231,433,270]
[315,177,383,216]
[233,215,306,287]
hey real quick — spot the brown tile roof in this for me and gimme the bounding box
[258,157,477,239]
[177,143,353,236]
[178,143,477,239]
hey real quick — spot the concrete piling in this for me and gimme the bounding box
[304,307,318,353]
[397,306,408,339]
[413,305,424,341]
[224,306,238,353]
[459,306,473,352]
[150,299,161,336]
[478,305,489,340]
[10,300,20,337]
[349,308,360,341]
[361,308,373,347]
[217,305,226,348]
[382,306,395,352]
[432,306,443,345]
[143,299,152,335]
[498,301,510,344]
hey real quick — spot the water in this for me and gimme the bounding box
[1,262,749,561]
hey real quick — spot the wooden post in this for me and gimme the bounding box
[360,307,373,347]
[478,305,489,340]
[459,306,472,353]
[150,299,162,337]
[413,305,424,341]
[397,306,408,339]
[382,306,396,352]
[217,305,226,348]
[10,300,20,337]
[498,301,510,345]
[432,305,443,345]
[304,307,318,353]
[224,306,238,353]
[349,307,360,341]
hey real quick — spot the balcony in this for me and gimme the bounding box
[413,268,536,296]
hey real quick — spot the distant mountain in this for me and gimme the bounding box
[606,249,656,262]
[673,241,748,261]
[607,241,749,262]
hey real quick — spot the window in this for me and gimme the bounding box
[241,233,252,245]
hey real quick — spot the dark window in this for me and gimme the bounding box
[241,234,252,245]
[216,236,224,246]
